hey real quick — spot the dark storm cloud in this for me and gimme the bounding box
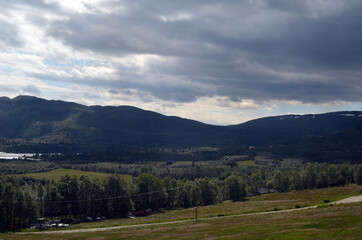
[5,0,362,104]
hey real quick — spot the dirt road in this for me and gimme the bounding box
[334,195,362,204]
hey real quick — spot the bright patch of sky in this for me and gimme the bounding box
[43,59,95,68]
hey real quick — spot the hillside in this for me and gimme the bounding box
[228,111,362,145]
[0,96,361,162]
[0,96,228,148]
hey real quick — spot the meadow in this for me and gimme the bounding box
[7,168,132,182]
[1,186,361,240]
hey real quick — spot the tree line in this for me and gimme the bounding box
[0,163,361,232]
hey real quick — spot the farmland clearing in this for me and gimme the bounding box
[6,168,132,182]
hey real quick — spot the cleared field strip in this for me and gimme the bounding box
[7,168,132,182]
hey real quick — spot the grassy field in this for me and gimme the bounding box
[1,186,361,240]
[237,160,256,167]
[7,168,133,182]
[60,185,362,230]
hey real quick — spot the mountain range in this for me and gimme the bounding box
[0,96,361,162]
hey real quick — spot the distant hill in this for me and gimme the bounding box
[229,112,362,162]
[0,96,361,162]
[229,111,362,145]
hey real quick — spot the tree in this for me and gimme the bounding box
[57,175,80,217]
[222,175,246,201]
[2,180,16,231]
[134,173,166,211]
[268,171,289,192]
[289,170,303,191]
[247,173,264,196]
[0,178,5,232]
[79,176,95,218]
[190,184,202,206]
[44,185,61,217]
[193,178,219,206]
[176,180,192,208]
[302,164,317,189]
[163,177,178,208]
[37,184,45,217]
[104,174,133,218]
[24,187,39,224]
[200,178,216,205]
[355,165,362,185]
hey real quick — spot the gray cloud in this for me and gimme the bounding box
[83,91,101,99]
[0,19,23,48]
[108,89,118,95]
[22,85,41,94]
[2,0,362,105]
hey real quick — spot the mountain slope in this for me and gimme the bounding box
[0,96,229,148]
[229,112,362,145]
[0,96,361,162]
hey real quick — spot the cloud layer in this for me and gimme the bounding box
[0,0,361,124]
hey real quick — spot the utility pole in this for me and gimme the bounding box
[195,206,198,221]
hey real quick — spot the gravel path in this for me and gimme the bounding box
[17,195,362,235]
[333,195,362,204]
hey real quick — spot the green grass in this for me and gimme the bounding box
[7,168,132,182]
[1,186,361,239]
[3,202,361,239]
[250,185,362,204]
[237,160,256,166]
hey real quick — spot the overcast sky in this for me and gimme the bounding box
[0,0,361,125]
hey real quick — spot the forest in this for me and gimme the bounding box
[0,157,361,233]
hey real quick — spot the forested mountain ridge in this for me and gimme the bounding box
[0,96,361,162]
[228,111,362,145]
[0,96,227,148]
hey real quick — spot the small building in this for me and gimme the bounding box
[258,187,269,195]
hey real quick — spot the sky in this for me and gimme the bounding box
[0,0,361,125]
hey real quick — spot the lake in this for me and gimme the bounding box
[0,152,35,160]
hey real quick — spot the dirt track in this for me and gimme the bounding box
[334,195,362,204]
[17,195,362,235]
